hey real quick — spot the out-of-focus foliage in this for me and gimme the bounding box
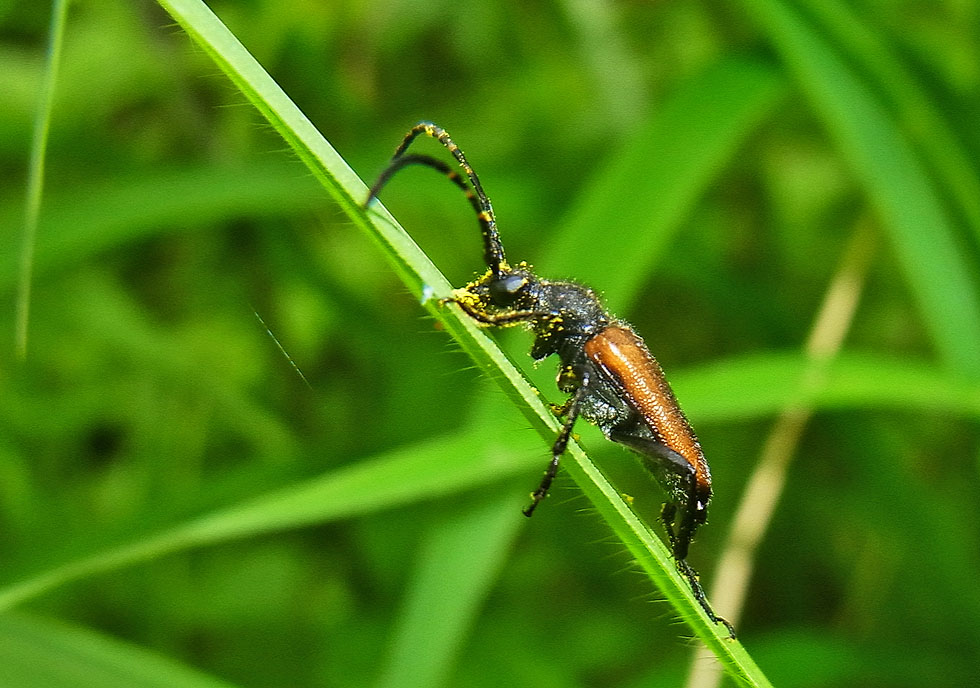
[1,1,978,686]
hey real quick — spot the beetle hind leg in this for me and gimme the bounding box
[666,497,735,637]
[671,474,702,561]
[675,558,736,638]
[660,501,680,555]
[613,438,735,636]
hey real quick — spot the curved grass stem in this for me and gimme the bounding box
[684,218,877,688]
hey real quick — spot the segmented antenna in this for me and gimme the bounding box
[364,122,507,275]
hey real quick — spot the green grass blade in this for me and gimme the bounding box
[375,497,524,688]
[0,162,323,292]
[0,346,966,683]
[0,425,531,610]
[795,0,980,242]
[0,613,238,688]
[675,351,980,422]
[739,0,980,379]
[546,57,786,311]
[0,349,963,680]
[148,1,771,682]
[15,0,69,358]
[0,345,967,613]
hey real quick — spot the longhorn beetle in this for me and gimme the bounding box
[365,123,734,637]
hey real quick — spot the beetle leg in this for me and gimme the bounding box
[665,492,735,637]
[607,435,734,636]
[444,296,545,326]
[660,501,679,554]
[676,557,736,638]
[523,374,589,517]
[607,433,700,556]
[671,474,702,560]
[549,392,576,418]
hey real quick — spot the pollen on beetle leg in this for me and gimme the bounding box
[448,286,483,308]
[549,400,572,417]
[445,274,488,307]
[453,269,494,295]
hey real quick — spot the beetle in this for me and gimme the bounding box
[365,122,733,636]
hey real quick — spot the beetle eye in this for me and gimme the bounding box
[488,274,526,305]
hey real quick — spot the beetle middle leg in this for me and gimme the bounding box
[523,378,589,517]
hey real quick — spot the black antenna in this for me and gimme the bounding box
[364,123,507,275]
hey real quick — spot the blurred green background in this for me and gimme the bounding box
[2,0,980,686]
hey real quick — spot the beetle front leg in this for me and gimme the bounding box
[443,295,545,326]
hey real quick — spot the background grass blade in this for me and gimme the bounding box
[0,420,531,610]
[739,0,980,379]
[675,351,980,421]
[2,343,969,611]
[0,613,238,688]
[0,162,322,292]
[795,0,980,241]
[546,57,786,311]
[15,0,69,358]
[375,497,524,688]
